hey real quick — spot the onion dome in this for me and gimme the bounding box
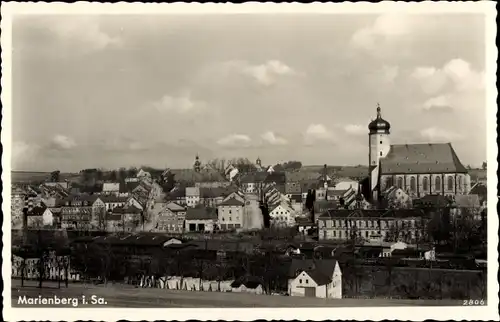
[368,104,391,134]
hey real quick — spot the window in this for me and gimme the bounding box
[397,177,404,189]
[229,210,232,214]
[435,176,441,191]
[299,279,302,283]
[423,177,429,191]
[380,151,383,156]
[410,177,416,192]
[333,231,336,237]
[305,279,309,284]
[447,177,454,191]
[458,176,462,188]
[380,141,383,144]
[365,231,369,238]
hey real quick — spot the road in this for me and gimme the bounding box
[11,279,463,308]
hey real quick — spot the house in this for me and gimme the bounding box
[61,206,92,230]
[269,203,295,227]
[137,168,152,181]
[454,194,482,219]
[44,181,70,190]
[127,195,145,211]
[332,178,359,192]
[185,207,217,232]
[230,277,264,295]
[41,207,60,227]
[102,182,120,195]
[186,187,201,208]
[223,191,245,203]
[166,186,187,205]
[153,202,186,233]
[317,208,426,243]
[217,197,245,230]
[101,195,128,211]
[382,186,412,208]
[26,205,48,228]
[111,205,143,232]
[240,172,267,193]
[288,259,342,299]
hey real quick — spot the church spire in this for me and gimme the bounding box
[376,103,381,119]
[194,154,201,172]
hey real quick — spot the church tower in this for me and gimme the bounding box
[256,157,262,167]
[368,104,391,201]
[194,154,201,172]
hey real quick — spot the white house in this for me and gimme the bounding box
[230,277,264,295]
[269,203,295,227]
[137,169,152,181]
[288,259,342,299]
[186,187,201,208]
[217,197,245,230]
[41,207,59,226]
[103,182,120,195]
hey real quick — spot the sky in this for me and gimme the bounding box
[11,13,487,172]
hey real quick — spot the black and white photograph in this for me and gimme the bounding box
[1,2,498,321]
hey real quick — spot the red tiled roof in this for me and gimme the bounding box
[380,143,467,174]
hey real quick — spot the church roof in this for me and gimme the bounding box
[380,143,467,174]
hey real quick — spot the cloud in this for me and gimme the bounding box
[351,14,415,50]
[343,124,366,136]
[151,92,206,114]
[228,60,298,86]
[26,16,123,57]
[12,141,40,168]
[216,134,252,147]
[420,127,462,142]
[304,124,335,144]
[50,134,76,150]
[261,131,288,145]
[414,58,485,112]
[381,65,399,83]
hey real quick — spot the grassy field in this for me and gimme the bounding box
[11,279,463,308]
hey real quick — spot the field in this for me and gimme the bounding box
[11,279,462,308]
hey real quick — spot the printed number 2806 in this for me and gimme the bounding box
[463,299,485,305]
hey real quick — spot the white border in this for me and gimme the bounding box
[1,2,498,321]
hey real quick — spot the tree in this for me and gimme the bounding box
[282,161,302,172]
[127,167,139,178]
[118,167,127,181]
[481,161,487,170]
[109,170,118,182]
[50,170,60,182]
[230,158,257,174]
[206,158,227,174]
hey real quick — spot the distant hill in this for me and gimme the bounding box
[11,171,80,184]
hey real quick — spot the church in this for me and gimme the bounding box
[368,104,471,201]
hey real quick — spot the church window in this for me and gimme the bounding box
[380,151,383,156]
[380,141,383,144]
[410,177,416,192]
[423,177,428,191]
[458,176,462,188]
[447,177,454,191]
[397,177,403,189]
[435,176,441,191]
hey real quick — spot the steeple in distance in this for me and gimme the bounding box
[194,154,201,172]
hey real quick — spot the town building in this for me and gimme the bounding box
[185,207,217,232]
[288,259,342,299]
[317,208,426,243]
[217,197,245,230]
[367,104,471,201]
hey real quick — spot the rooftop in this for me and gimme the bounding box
[380,143,468,174]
